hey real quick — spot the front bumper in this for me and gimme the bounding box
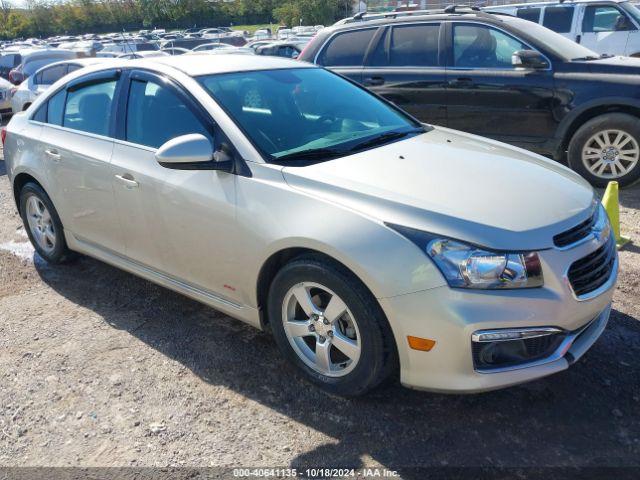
[379,243,617,393]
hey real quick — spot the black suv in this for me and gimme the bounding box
[299,8,640,187]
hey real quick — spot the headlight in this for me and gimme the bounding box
[387,224,543,290]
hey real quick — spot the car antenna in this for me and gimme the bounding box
[121,29,134,56]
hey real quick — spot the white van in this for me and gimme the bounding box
[486,0,640,57]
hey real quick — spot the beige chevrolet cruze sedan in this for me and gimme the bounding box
[2,55,617,396]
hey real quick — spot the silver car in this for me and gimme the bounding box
[1,55,618,396]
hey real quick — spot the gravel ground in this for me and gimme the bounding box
[0,119,639,473]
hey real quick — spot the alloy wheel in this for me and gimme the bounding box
[25,195,56,253]
[581,129,639,179]
[282,282,361,377]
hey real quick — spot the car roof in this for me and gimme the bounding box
[139,53,314,76]
[487,0,627,6]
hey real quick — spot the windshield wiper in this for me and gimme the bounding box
[273,147,347,163]
[348,128,425,152]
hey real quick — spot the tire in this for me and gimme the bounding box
[268,254,398,397]
[19,182,75,264]
[567,113,640,188]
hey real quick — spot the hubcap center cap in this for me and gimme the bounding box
[602,146,619,162]
[313,314,332,337]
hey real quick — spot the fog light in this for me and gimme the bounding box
[472,327,566,371]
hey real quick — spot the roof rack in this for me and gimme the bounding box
[339,5,505,25]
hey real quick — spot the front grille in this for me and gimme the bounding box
[567,236,616,297]
[553,213,596,248]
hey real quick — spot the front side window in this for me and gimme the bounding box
[47,90,66,125]
[320,28,377,66]
[63,80,117,136]
[199,68,421,162]
[126,79,211,149]
[453,24,528,68]
[583,5,635,32]
[542,6,575,33]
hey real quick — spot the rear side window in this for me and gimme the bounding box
[320,28,377,66]
[38,64,68,85]
[125,79,211,149]
[387,23,440,67]
[517,8,541,23]
[542,6,575,33]
[63,80,117,136]
[47,90,66,125]
[67,64,81,74]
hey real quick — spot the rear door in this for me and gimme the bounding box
[579,3,637,55]
[444,22,557,150]
[316,26,381,83]
[360,22,447,126]
[37,70,122,251]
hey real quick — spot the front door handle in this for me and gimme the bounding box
[115,174,139,189]
[448,77,473,87]
[44,149,61,161]
[364,76,385,86]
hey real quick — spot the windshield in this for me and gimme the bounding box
[509,18,598,60]
[198,68,423,162]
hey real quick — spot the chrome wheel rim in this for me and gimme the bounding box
[282,282,361,377]
[26,195,56,253]
[582,129,639,179]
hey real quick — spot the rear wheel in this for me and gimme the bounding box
[19,182,75,264]
[567,113,640,187]
[268,255,397,397]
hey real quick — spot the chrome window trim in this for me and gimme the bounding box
[449,20,553,72]
[27,119,115,142]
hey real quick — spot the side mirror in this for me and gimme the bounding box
[512,50,549,70]
[155,134,233,172]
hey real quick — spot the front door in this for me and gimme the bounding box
[110,71,238,300]
[361,22,448,126]
[579,4,636,56]
[445,22,557,151]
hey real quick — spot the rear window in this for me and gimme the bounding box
[517,7,541,23]
[320,28,377,66]
[542,6,574,33]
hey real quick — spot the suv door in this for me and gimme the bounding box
[110,70,238,299]
[316,27,380,83]
[579,3,637,55]
[445,22,557,151]
[36,70,122,251]
[360,22,447,126]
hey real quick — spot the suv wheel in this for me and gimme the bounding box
[268,255,397,397]
[568,113,640,187]
[19,182,75,264]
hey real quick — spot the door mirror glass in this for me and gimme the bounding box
[155,134,214,167]
[512,50,549,69]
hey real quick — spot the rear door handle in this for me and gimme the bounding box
[448,77,473,87]
[364,76,385,86]
[115,174,139,189]
[45,149,61,161]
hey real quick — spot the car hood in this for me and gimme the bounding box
[282,127,595,251]
[581,55,640,75]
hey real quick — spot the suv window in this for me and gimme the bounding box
[37,64,68,85]
[63,80,117,136]
[320,28,377,66]
[126,79,211,149]
[543,6,574,33]
[582,5,635,32]
[453,24,528,69]
[516,8,541,23]
[382,23,440,67]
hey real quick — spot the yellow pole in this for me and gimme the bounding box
[601,181,631,248]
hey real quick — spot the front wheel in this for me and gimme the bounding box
[567,113,640,188]
[268,256,397,397]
